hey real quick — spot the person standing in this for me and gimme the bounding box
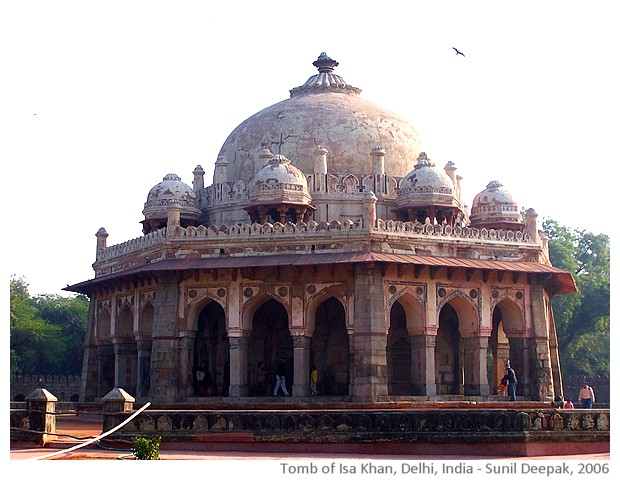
[273,359,290,396]
[255,361,267,395]
[578,381,595,408]
[504,362,518,401]
[310,364,318,396]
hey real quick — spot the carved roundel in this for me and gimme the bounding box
[492,289,499,298]
[188,289,197,298]
[416,286,424,295]
[243,287,254,298]
[515,291,523,300]
[438,287,447,298]
[307,285,316,294]
[469,289,478,299]
[217,288,226,298]
[389,285,397,294]
[278,286,288,297]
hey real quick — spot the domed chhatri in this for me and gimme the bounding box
[394,152,464,225]
[245,153,315,224]
[141,173,201,234]
[470,180,522,231]
[69,52,576,407]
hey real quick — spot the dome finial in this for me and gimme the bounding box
[313,52,339,73]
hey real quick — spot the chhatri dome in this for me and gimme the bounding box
[215,52,423,185]
[470,180,523,231]
[141,173,201,234]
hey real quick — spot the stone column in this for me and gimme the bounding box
[113,341,137,397]
[228,335,249,397]
[410,334,436,396]
[529,284,554,401]
[292,335,312,397]
[149,272,180,402]
[80,299,99,402]
[462,336,490,396]
[352,263,389,400]
[136,340,152,398]
[177,333,195,397]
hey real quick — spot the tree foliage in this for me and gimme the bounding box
[9,276,89,377]
[543,219,610,377]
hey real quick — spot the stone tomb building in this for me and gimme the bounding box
[67,53,576,404]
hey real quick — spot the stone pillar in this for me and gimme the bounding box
[410,334,436,396]
[363,191,378,229]
[352,263,389,400]
[149,272,180,402]
[177,333,195,397]
[229,336,249,397]
[292,335,312,397]
[529,284,554,401]
[136,340,152,398]
[80,299,99,402]
[25,388,57,445]
[462,336,490,396]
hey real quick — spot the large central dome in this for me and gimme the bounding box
[216,53,423,184]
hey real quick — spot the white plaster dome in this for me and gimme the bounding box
[469,180,522,230]
[249,154,312,206]
[215,52,423,185]
[396,152,457,207]
[142,173,201,233]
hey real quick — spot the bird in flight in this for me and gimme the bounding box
[453,47,465,57]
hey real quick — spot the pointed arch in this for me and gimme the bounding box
[193,300,229,396]
[247,298,292,396]
[387,300,411,395]
[311,296,350,395]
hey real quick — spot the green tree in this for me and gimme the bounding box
[544,220,610,377]
[9,276,89,377]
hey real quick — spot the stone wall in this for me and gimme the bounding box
[10,375,81,402]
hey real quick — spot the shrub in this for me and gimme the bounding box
[132,436,162,460]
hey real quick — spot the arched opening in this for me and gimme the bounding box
[489,308,510,395]
[97,308,114,397]
[387,301,411,395]
[490,298,524,397]
[311,296,349,396]
[435,303,461,395]
[249,299,292,396]
[193,301,229,396]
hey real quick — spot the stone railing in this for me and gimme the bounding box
[95,220,534,263]
[11,374,81,402]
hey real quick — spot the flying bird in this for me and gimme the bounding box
[452,47,465,57]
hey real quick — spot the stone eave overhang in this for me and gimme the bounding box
[65,250,576,297]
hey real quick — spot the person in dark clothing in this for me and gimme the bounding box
[503,362,518,401]
[273,360,290,396]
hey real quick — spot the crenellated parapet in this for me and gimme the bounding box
[94,218,537,266]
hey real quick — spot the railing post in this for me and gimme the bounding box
[24,388,57,445]
[101,387,135,433]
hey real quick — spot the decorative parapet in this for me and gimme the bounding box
[96,229,167,261]
[102,407,610,448]
[95,220,535,264]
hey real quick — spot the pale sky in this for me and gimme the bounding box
[2,0,617,297]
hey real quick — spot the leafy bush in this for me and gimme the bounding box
[132,436,162,460]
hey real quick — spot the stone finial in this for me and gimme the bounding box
[192,164,205,191]
[96,227,109,258]
[313,52,339,73]
[371,146,386,175]
[166,201,182,236]
[313,145,328,174]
